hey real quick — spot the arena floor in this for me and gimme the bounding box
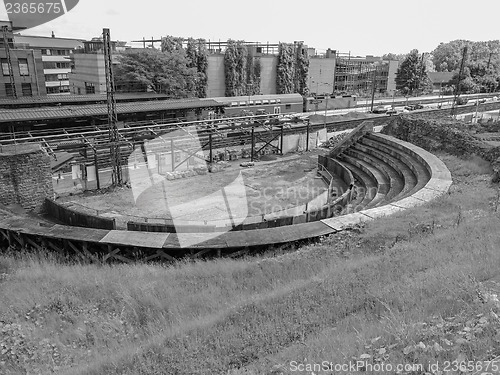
[56,150,348,229]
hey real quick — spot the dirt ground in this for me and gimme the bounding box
[58,150,348,228]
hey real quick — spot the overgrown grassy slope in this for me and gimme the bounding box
[1,153,500,375]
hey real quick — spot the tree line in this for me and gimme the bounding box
[390,40,500,96]
[113,36,500,99]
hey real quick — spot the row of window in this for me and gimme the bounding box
[47,85,70,94]
[42,62,71,69]
[4,83,32,97]
[230,98,282,107]
[1,58,29,76]
[45,73,69,81]
[41,49,72,56]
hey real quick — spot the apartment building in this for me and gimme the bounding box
[14,33,85,95]
[0,20,46,98]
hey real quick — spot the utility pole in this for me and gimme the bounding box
[2,26,16,98]
[451,46,468,117]
[370,66,378,112]
[417,52,426,96]
[103,28,122,186]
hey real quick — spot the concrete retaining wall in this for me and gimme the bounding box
[45,198,116,230]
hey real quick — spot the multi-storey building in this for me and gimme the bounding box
[308,48,336,96]
[0,20,46,98]
[334,53,399,96]
[14,33,85,95]
[69,38,127,95]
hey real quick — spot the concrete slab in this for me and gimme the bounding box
[361,204,405,218]
[100,230,169,249]
[424,178,453,192]
[390,196,426,209]
[321,212,372,230]
[410,187,443,202]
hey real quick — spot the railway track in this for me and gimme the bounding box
[1,99,499,171]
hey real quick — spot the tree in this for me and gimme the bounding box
[395,49,430,95]
[114,49,198,97]
[431,39,500,92]
[276,43,294,94]
[382,53,407,61]
[294,41,309,96]
[224,40,249,96]
[185,38,208,98]
[431,40,469,72]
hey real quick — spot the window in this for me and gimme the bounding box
[43,62,56,69]
[57,73,68,80]
[5,83,14,98]
[85,82,95,94]
[285,104,291,109]
[1,59,9,76]
[273,107,281,114]
[21,83,32,96]
[18,59,29,76]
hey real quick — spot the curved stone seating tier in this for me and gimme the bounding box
[0,132,453,261]
[351,142,418,199]
[338,160,376,209]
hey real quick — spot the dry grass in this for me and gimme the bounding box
[1,153,500,374]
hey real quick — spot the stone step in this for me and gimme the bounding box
[361,135,430,196]
[345,147,404,203]
[336,158,377,210]
[339,154,388,209]
[351,142,417,200]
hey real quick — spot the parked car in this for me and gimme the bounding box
[372,105,388,114]
[404,103,424,111]
[386,108,398,115]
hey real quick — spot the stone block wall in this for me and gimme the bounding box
[0,144,53,212]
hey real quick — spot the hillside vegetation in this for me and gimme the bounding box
[2,127,500,373]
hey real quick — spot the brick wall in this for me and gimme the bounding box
[0,144,53,212]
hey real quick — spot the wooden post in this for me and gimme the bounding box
[94,148,100,190]
[306,121,310,152]
[280,125,284,155]
[170,138,175,172]
[251,127,255,162]
[209,133,213,172]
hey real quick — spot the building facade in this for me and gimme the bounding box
[0,21,46,98]
[334,53,399,96]
[14,33,85,95]
[69,38,126,95]
[308,48,336,96]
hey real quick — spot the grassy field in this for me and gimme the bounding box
[1,153,500,375]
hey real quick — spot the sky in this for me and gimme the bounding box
[0,0,499,56]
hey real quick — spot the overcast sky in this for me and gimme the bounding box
[0,0,498,56]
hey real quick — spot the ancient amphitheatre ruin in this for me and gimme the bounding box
[0,110,454,261]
